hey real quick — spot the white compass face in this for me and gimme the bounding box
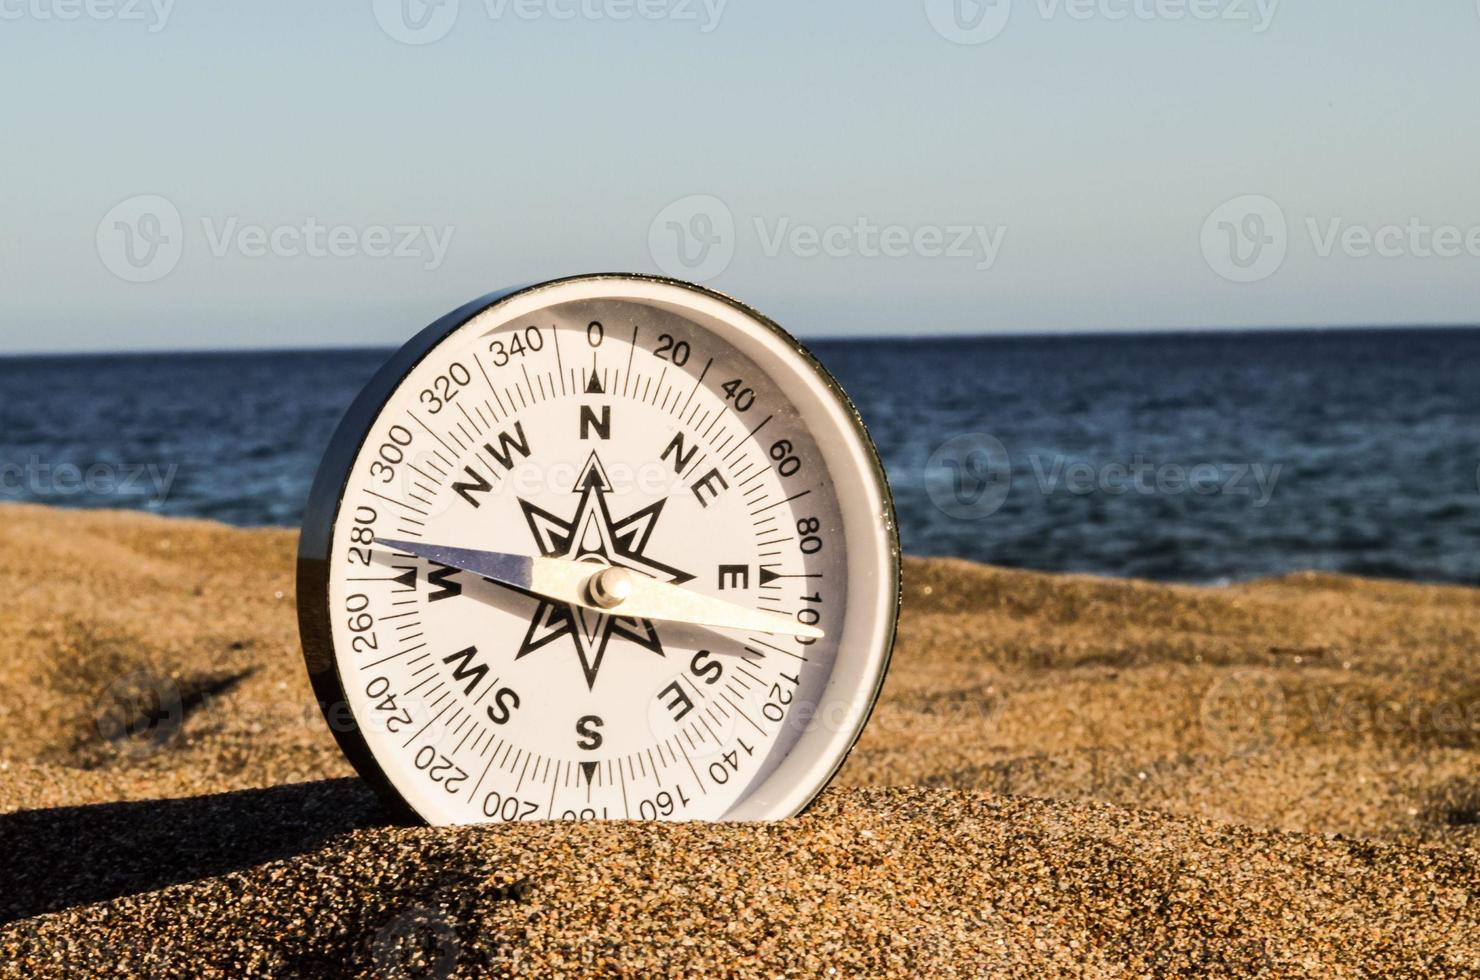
[302,276,897,823]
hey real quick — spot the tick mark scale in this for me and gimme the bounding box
[298,274,899,824]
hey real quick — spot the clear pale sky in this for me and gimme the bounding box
[2,1,1478,353]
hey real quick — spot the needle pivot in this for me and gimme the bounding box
[586,566,634,609]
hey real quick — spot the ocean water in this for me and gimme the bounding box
[2,328,1478,585]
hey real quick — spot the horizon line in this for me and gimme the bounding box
[3,321,1479,359]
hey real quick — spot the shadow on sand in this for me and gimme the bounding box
[0,778,394,925]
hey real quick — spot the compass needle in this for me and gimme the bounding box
[299,276,898,825]
[377,538,824,639]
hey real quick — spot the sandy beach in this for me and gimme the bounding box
[2,502,1477,976]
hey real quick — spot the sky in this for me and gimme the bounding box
[2,1,1478,353]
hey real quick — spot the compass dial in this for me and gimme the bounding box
[298,275,898,823]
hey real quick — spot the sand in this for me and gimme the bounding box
[1,502,1477,976]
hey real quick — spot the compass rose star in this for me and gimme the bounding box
[514,451,694,689]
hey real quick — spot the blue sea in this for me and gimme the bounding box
[3,328,1479,585]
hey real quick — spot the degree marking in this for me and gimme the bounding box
[680,358,712,416]
[403,697,452,748]
[725,415,773,463]
[546,764,561,818]
[408,411,459,465]
[552,327,567,396]
[456,402,483,438]
[753,488,812,515]
[362,641,425,670]
[678,739,706,794]
[720,690,766,735]
[470,752,498,802]
[623,326,638,398]
[748,636,808,663]
[415,458,448,481]
[363,489,429,517]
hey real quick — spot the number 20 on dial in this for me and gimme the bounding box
[298,274,899,823]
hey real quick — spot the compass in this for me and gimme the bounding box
[297,275,899,823]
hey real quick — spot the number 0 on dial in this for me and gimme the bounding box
[298,275,899,823]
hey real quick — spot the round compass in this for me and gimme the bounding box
[298,274,899,823]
